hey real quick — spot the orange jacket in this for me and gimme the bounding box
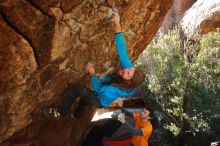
[132,113,153,146]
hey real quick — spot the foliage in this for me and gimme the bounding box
[138,29,220,134]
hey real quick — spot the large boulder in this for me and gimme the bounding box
[180,0,220,38]
[0,0,173,145]
[158,0,196,34]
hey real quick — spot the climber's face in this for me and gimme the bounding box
[140,109,150,121]
[118,67,136,80]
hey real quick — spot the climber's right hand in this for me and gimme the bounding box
[113,11,120,24]
[86,63,96,75]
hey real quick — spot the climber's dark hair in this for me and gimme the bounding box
[106,69,145,90]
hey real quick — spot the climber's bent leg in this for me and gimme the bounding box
[43,83,99,118]
[78,87,100,107]
[58,83,97,115]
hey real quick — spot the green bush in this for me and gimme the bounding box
[138,29,220,134]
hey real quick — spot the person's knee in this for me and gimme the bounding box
[69,83,85,91]
[61,83,80,98]
[80,87,90,97]
[68,83,86,93]
[68,83,81,89]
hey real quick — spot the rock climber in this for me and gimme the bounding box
[43,12,145,118]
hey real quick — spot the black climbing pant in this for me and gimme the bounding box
[58,83,100,115]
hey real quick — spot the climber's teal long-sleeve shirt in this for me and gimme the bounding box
[115,32,134,68]
[91,32,135,107]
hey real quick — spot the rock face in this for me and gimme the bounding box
[0,0,173,145]
[159,0,196,34]
[180,0,220,38]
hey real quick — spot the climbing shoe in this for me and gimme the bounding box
[42,107,61,118]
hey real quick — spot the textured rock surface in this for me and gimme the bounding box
[0,0,173,145]
[0,14,38,142]
[159,0,196,34]
[180,0,220,38]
